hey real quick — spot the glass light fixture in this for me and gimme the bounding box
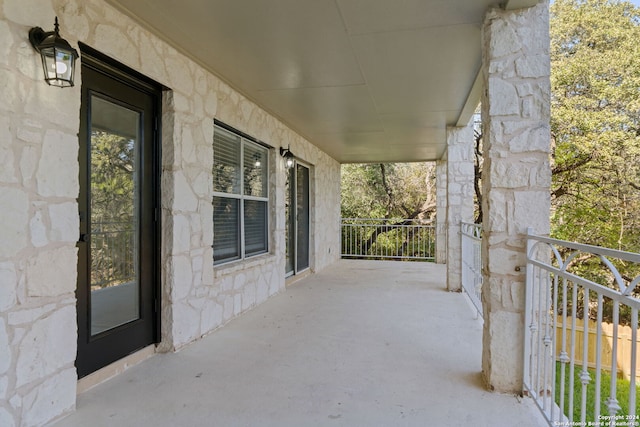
[29,17,79,88]
[280,146,296,169]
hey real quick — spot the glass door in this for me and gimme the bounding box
[76,50,160,378]
[285,163,310,277]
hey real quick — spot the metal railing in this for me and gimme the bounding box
[341,218,435,261]
[91,221,135,289]
[461,222,483,319]
[524,229,640,426]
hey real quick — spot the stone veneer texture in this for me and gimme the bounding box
[481,1,551,393]
[0,0,340,425]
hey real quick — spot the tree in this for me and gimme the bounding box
[340,162,438,258]
[550,0,640,255]
[341,162,437,221]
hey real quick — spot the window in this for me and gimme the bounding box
[213,123,269,264]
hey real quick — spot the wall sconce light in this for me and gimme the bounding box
[279,145,295,169]
[29,17,79,87]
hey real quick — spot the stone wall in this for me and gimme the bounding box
[0,0,341,425]
[445,124,475,291]
[480,1,551,392]
[435,160,447,264]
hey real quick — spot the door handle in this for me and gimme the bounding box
[78,233,88,243]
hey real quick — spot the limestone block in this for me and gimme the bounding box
[0,116,17,183]
[506,126,549,153]
[242,284,257,311]
[256,279,269,304]
[16,305,76,387]
[24,84,80,133]
[49,202,78,243]
[26,246,77,297]
[72,16,90,43]
[487,248,521,276]
[16,126,41,145]
[172,215,191,254]
[484,310,524,392]
[36,130,79,198]
[0,408,14,427]
[489,159,532,188]
[191,255,203,276]
[172,302,200,346]
[139,33,167,84]
[8,304,55,326]
[200,300,223,334]
[0,375,8,399]
[29,209,48,248]
[20,146,38,186]
[166,55,194,96]
[0,187,29,258]
[172,255,193,300]
[17,41,40,80]
[3,0,55,27]
[501,278,526,312]
[223,295,234,321]
[0,262,17,312]
[173,172,199,212]
[513,191,550,235]
[515,54,549,79]
[484,190,507,233]
[191,171,211,198]
[94,24,139,70]
[0,318,10,374]
[488,79,520,116]
[0,21,13,67]
[21,368,76,427]
[233,294,242,316]
[487,17,520,58]
[204,92,218,116]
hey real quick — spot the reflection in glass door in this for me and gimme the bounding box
[285,163,310,277]
[89,95,140,335]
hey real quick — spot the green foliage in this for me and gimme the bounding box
[90,131,136,224]
[340,162,437,221]
[551,0,640,256]
[555,361,640,422]
[90,131,137,289]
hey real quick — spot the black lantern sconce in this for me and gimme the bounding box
[29,17,79,88]
[280,145,296,169]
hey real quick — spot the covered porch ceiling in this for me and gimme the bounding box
[104,0,539,163]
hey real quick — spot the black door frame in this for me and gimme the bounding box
[285,161,311,277]
[76,45,162,378]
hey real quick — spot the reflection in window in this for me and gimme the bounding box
[213,123,269,264]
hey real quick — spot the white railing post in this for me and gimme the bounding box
[460,222,483,319]
[523,231,640,426]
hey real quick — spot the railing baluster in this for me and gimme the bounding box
[580,287,590,425]
[524,233,640,426]
[595,294,603,422]
[630,308,638,418]
[339,218,436,261]
[608,301,621,424]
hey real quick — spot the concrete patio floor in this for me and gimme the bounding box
[56,260,547,427]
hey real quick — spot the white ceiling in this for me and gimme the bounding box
[104,0,538,163]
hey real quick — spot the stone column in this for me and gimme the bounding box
[445,124,475,291]
[435,159,447,264]
[480,1,551,392]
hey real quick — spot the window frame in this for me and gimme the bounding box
[213,121,270,265]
